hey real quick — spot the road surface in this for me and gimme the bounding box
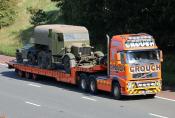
[0,63,175,118]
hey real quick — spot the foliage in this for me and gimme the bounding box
[162,53,175,86]
[52,0,175,51]
[52,0,175,87]
[0,0,57,56]
[28,8,48,26]
[0,0,18,28]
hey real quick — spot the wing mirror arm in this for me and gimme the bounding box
[160,50,163,62]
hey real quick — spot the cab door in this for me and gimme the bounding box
[51,33,64,55]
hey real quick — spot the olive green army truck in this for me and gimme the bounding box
[17,25,104,73]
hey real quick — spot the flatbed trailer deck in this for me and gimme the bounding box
[7,61,113,92]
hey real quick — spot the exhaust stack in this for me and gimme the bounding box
[106,34,110,77]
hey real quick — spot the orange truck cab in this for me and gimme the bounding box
[106,33,163,99]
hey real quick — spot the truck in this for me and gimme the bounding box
[8,26,163,99]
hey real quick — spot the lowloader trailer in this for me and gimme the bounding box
[8,33,163,99]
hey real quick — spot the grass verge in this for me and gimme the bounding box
[0,0,57,56]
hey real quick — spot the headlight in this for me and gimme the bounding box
[156,81,161,86]
[143,83,146,87]
[78,52,82,56]
[147,83,150,86]
[128,82,136,89]
[151,83,155,86]
[138,83,142,87]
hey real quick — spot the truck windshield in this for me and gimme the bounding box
[126,50,160,63]
[64,33,89,41]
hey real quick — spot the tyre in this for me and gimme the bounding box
[79,73,89,92]
[89,75,98,94]
[15,69,18,73]
[37,51,47,68]
[18,70,24,77]
[94,51,104,58]
[63,56,72,73]
[27,52,36,65]
[25,72,31,79]
[112,82,122,100]
[32,73,38,80]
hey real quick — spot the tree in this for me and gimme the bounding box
[0,0,18,29]
[28,8,48,26]
[52,0,175,51]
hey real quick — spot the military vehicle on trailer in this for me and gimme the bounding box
[16,25,104,73]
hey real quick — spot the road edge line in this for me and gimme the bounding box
[156,96,175,102]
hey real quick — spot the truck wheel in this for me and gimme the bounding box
[25,72,31,79]
[63,56,71,73]
[112,82,122,100]
[18,70,24,77]
[89,75,98,94]
[79,74,89,92]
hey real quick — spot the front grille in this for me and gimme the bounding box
[132,72,158,79]
[79,47,91,55]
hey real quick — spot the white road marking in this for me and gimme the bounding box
[25,101,41,107]
[0,63,8,67]
[149,113,168,118]
[82,96,97,101]
[28,84,41,88]
[156,96,175,102]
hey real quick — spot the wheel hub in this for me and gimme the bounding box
[114,86,119,96]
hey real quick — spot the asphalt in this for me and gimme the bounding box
[0,64,175,118]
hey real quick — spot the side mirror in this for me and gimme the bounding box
[160,50,163,62]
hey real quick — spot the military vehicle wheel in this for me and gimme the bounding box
[94,51,104,58]
[63,56,71,73]
[89,75,98,94]
[79,73,89,92]
[27,52,36,65]
[112,82,122,100]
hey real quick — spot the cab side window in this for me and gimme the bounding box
[120,52,125,64]
[57,33,63,42]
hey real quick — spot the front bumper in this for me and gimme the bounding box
[122,80,162,95]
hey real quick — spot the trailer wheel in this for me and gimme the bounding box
[25,72,31,79]
[89,75,97,94]
[15,69,18,73]
[79,74,89,92]
[32,73,38,80]
[112,82,122,100]
[18,70,24,77]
